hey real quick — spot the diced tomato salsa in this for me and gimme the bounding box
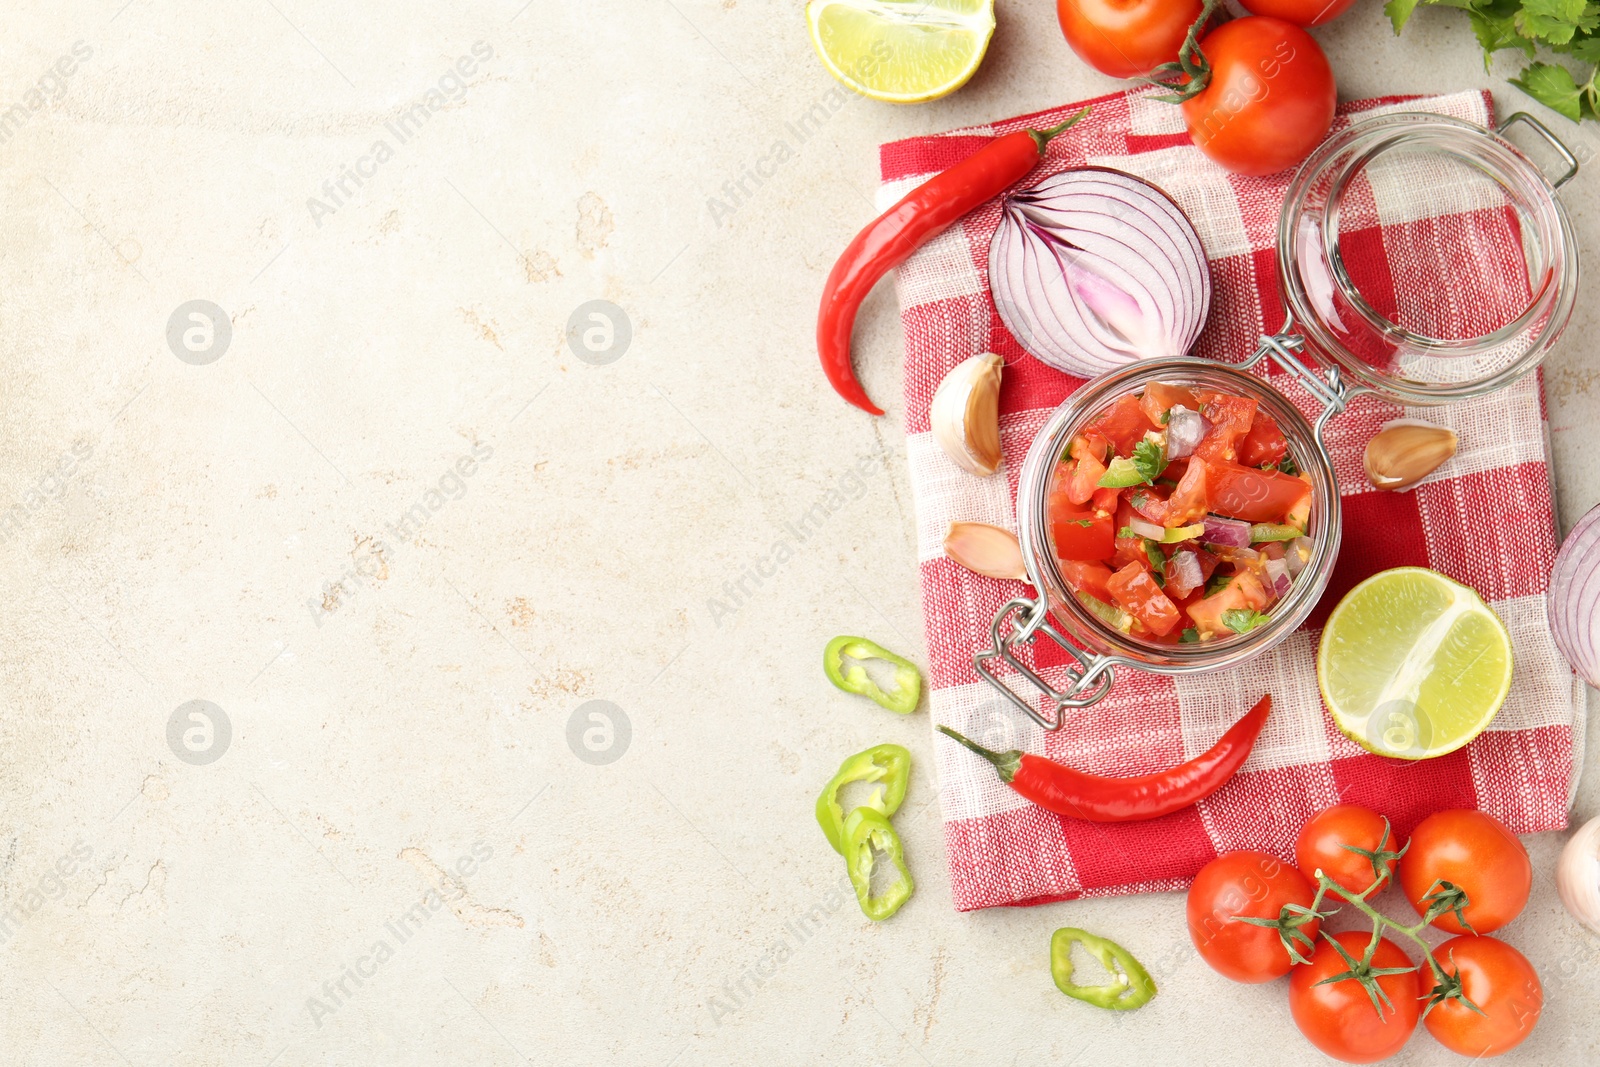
[1047,380,1315,645]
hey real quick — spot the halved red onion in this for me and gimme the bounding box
[1128,516,1166,541]
[990,167,1212,377]
[1550,503,1600,686]
[1202,514,1252,548]
[1166,406,1208,459]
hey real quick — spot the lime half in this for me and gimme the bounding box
[805,0,995,105]
[1317,568,1513,760]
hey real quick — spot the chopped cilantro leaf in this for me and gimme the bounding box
[1205,573,1233,596]
[1179,627,1200,643]
[1131,438,1166,483]
[1222,608,1270,634]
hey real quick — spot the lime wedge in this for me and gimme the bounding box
[1317,568,1512,760]
[805,0,995,105]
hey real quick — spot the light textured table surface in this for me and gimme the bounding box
[2,2,1597,1064]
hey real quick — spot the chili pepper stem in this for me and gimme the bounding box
[1026,107,1091,155]
[936,725,1021,782]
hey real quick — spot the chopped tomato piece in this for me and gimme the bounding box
[1238,410,1288,467]
[1285,474,1313,531]
[1090,485,1121,513]
[1159,456,1190,482]
[1066,437,1108,504]
[1129,485,1171,525]
[1107,561,1181,636]
[1111,498,1148,570]
[1051,507,1115,561]
[1060,559,1114,601]
[1087,394,1159,456]
[1208,461,1310,523]
[1186,570,1270,638]
[1164,454,1210,527]
[1193,392,1258,463]
[1140,382,1199,427]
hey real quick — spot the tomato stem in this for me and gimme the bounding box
[1141,0,1223,104]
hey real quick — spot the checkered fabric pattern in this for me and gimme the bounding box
[883,87,1588,911]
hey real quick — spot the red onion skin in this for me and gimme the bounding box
[1166,407,1208,460]
[1550,503,1600,686]
[1202,514,1252,548]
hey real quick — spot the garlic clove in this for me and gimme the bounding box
[1557,815,1600,936]
[1363,418,1458,492]
[944,521,1027,581]
[930,353,1003,477]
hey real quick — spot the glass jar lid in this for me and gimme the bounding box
[1277,111,1579,406]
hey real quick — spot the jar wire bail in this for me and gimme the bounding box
[974,598,1117,730]
[1242,317,1373,446]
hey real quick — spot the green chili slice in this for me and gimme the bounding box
[1049,927,1156,1011]
[815,743,912,854]
[823,636,922,715]
[842,807,914,921]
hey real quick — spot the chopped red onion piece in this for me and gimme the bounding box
[1165,406,1208,459]
[1284,536,1314,577]
[1129,516,1166,541]
[1549,503,1600,686]
[1265,557,1292,597]
[1203,514,1253,548]
[1167,550,1204,598]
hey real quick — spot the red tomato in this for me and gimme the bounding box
[1086,393,1158,456]
[1164,454,1210,527]
[1180,18,1336,177]
[1398,810,1531,935]
[1060,559,1114,601]
[1056,0,1205,78]
[1140,381,1199,426]
[1290,931,1419,1063]
[1295,805,1396,894]
[1425,935,1542,1057]
[1128,484,1170,524]
[1107,560,1180,635]
[1239,0,1359,27]
[1186,850,1318,983]
[1237,410,1288,467]
[1193,392,1258,463]
[1208,461,1308,523]
[1051,509,1116,562]
[1186,569,1270,637]
[1090,485,1121,513]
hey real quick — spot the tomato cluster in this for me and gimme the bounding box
[1055,1,1341,176]
[1049,381,1311,643]
[1187,806,1542,1062]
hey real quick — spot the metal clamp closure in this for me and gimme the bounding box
[1243,326,1369,443]
[974,598,1115,730]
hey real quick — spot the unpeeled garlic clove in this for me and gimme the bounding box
[944,522,1027,581]
[930,353,1003,477]
[1557,814,1600,936]
[1363,418,1457,492]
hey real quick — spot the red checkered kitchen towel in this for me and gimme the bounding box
[885,88,1589,911]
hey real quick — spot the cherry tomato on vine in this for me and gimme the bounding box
[1180,17,1336,177]
[1186,850,1317,983]
[1289,931,1419,1063]
[1295,805,1397,894]
[1056,0,1205,78]
[1425,935,1543,1057]
[1239,0,1359,26]
[1398,809,1531,935]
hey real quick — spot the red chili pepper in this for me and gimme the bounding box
[938,693,1271,821]
[816,107,1090,416]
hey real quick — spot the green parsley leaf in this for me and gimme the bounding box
[1179,627,1200,643]
[1471,9,1537,64]
[1205,573,1233,596]
[1131,438,1166,483]
[1067,519,1093,527]
[1277,454,1299,477]
[1510,60,1595,121]
[1385,0,1423,34]
[1517,0,1599,46]
[1117,526,1139,540]
[1222,608,1270,634]
[1159,410,1172,425]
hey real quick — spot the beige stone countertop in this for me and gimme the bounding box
[1,1,1596,1064]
